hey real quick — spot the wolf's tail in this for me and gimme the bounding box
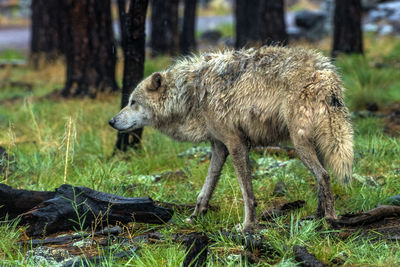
[315,83,354,184]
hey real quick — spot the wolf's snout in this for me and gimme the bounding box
[109,117,116,127]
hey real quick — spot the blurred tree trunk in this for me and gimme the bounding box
[30,0,66,68]
[332,0,363,57]
[180,0,197,54]
[150,0,179,56]
[62,0,118,98]
[259,0,288,46]
[116,0,149,151]
[235,0,260,48]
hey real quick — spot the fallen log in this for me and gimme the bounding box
[0,184,173,236]
[0,184,55,219]
[22,184,173,236]
[293,246,326,267]
[18,226,122,247]
[260,200,306,221]
[331,205,400,227]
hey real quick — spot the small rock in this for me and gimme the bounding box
[25,246,80,267]
[380,24,394,35]
[295,10,326,30]
[71,238,93,248]
[200,30,222,44]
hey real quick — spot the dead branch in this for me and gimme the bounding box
[293,245,326,267]
[331,205,400,227]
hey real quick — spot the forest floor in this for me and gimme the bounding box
[1,35,400,266]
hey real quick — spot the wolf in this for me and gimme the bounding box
[109,46,353,231]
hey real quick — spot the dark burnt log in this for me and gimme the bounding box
[0,184,55,219]
[19,226,122,247]
[0,184,172,236]
[260,200,306,221]
[331,205,400,227]
[182,233,208,267]
[293,246,326,267]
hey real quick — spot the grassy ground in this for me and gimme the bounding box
[0,36,400,266]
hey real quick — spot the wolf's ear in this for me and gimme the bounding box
[149,72,162,91]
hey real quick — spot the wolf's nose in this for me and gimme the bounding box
[109,117,115,127]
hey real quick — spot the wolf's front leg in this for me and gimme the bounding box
[226,138,257,232]
[187,140,228,223]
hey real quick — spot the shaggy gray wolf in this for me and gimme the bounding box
[109,46,353,231]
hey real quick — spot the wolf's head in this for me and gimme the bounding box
[109,71,191,133]
[108,72,162,132]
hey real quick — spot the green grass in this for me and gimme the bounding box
[0,49,26,61]
[215,23,234,38]
[1,38,400,266]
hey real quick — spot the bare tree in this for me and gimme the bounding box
[30,0,67,67]
[116,0,149,151]
[180,0,198,54]
[61,0,118,98]
[150,0,180,56]
[332,0,363,57]
[235,0,260,48]
[259,0,288,46]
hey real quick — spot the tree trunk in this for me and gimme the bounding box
[150,0,179,57]
[332,0,363,57]
[30,0,66,68]
[116,0,149,151]
[62,0,118,98]
[259,0,288,46]
[235,0,260,48]
[180,0,197,55]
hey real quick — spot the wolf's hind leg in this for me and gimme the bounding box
[188,139,228,222]
[290,133,337,219]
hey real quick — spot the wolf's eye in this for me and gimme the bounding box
[130,101,136,106]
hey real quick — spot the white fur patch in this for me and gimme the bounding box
[297,129,305,136]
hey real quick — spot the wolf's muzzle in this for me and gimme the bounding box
[109,117,116,128]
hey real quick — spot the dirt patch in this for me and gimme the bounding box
[383,102,400,137]
[365,101,400,137]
